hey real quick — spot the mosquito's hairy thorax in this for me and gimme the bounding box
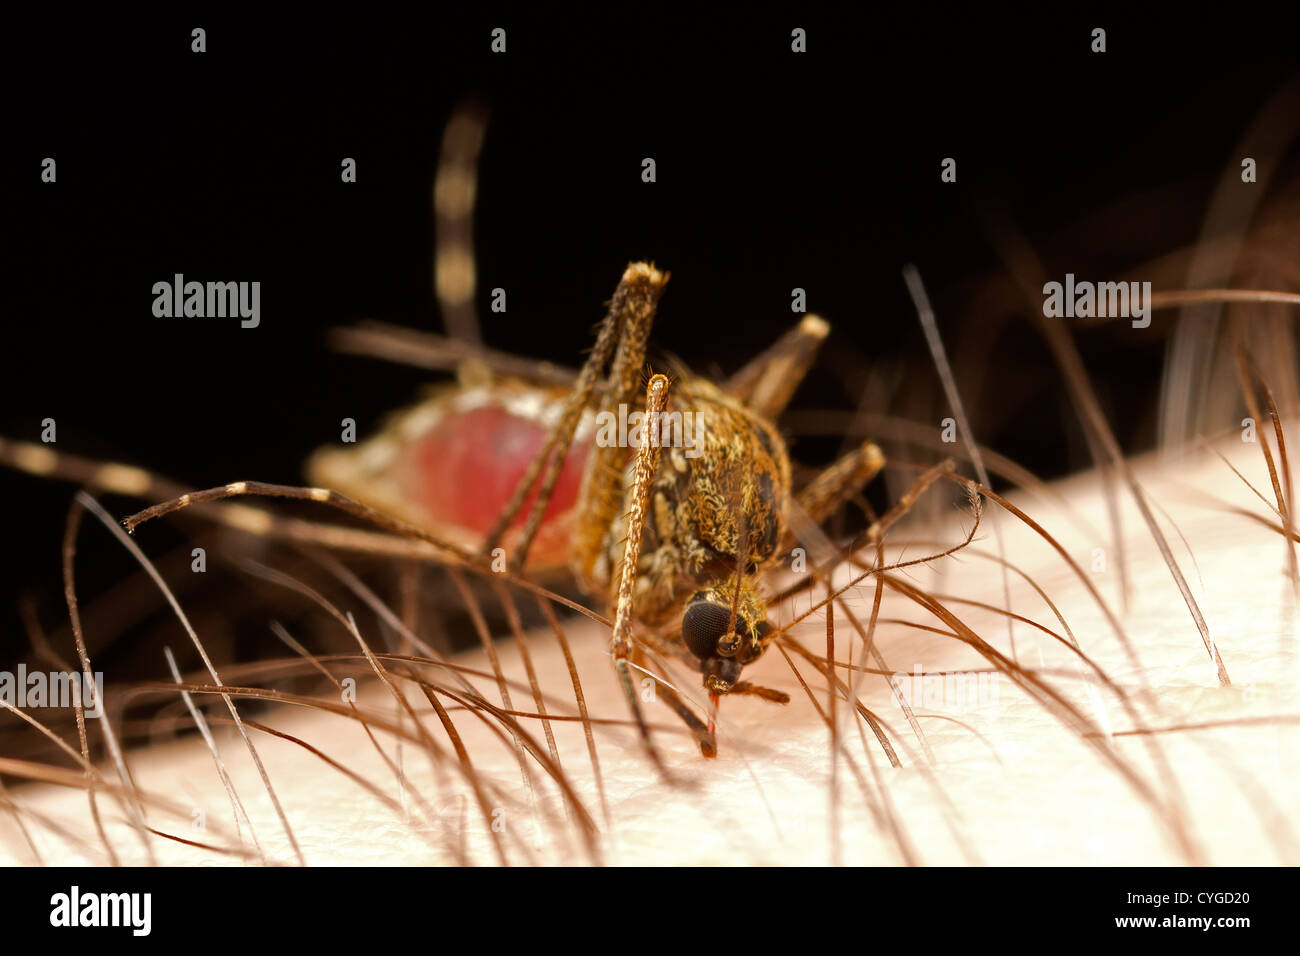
[575,375,792,630]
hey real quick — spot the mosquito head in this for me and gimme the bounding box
[680,584,774,693]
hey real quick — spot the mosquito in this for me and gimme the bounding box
[101,259,890,765]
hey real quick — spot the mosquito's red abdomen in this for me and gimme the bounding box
[307,383,590,569]
[406,393,589,566]
[415,404,584,528]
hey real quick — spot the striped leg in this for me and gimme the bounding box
[481,263,668,574]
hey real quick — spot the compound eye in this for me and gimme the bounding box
[682,598,733,661]
[754,620,774,643]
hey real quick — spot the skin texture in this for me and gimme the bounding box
[1,431,1296,865]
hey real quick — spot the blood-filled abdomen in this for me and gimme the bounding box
[411,398,588,562]
[308,381,592,571]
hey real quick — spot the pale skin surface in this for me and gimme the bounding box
[1,432,1296,865]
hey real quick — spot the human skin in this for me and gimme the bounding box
[1,430,1296,866]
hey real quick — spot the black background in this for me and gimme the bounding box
[3,7,1297,664]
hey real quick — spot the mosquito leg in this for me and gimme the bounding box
[482,263,668,573]
[521,262,667,575]
[726,313,830,418]
[728,681,791,704]
[610,373,672,772]
[626,626,736,753]
[0,435,495,568]
[650,667,718,758]
[855,459,958,550]
[0,437,190,501]
[0,435,579,605]
[1,432,624,628]
[121,479,477,561]
[434,100,489,346]
[799,441,886,525]
[571,263,669,584]
[780,440,886,554]
[645,667,786,759]
[328,320,578,386]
